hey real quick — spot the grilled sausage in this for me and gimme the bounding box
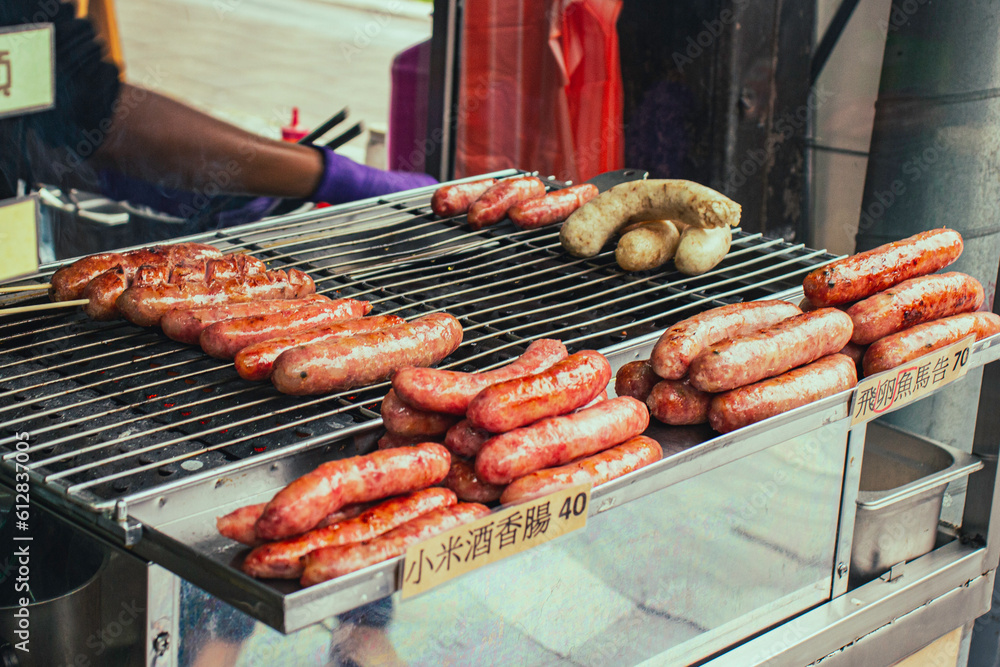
[500,435,662,505]
[508,184,599,230]
[216,500,373,546]
[199,299,372,360]
[381,389,460,438]
[466,350,612,433]
[117,269,315,327]
[82,267,130,320]
[255,442,452,540]
[839,342,868,374]
[803,228,963,307]
[431,178,497,217]
[300,503,491,586]
[234,314,406,381]
[688,308,854,393]
[862,312,1000,376]
[50,252,126,302]
[242,488,456,579]
[651,300,802,380]
[443,419,493,458]
[441,458,504,504]
[846,272,984,345]
[646,378,712,425]
[271,313,463,395]
[559,179,741,258]
[614,360,659,402]
[82,249,253,319]
[467,176,547,230]
[162,294,335,345]
[49,243,222,301]
[392,338,569,415]
[708,354,857,433]
[475,396,650,485]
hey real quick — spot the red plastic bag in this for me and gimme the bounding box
[454,0,623,184]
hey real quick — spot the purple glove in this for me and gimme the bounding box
[310,147,437,205]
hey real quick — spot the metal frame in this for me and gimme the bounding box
[3,175,1000,661]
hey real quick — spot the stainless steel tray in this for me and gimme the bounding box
[99,332,1000,632]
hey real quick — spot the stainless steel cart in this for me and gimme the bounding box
[1,171,997,666]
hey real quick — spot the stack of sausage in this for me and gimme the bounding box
[616,299,859,434]
[49,242,316,324]
[49,243,466,396]
[431,176,742,276]
[431,176,599,231]
[217,443,491,586]
[800,228,1000,377]
[616,227,1000,434]
[381,340,662,505]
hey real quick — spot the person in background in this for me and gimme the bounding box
[0,0,436,228]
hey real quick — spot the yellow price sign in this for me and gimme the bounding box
[0,24,55,118]
[851,334,975,426]
[0,196,40,281]
[401,484,591,598]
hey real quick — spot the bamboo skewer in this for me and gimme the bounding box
[0,299,88,316]
[0,284,51,293]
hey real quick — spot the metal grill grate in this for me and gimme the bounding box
[0,172,836,514]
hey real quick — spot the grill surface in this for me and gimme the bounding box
[0,171,837,514]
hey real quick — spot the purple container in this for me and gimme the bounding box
[388,39,431,173]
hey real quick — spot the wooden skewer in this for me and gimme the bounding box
[0,299,88,316]
[0,284,51,293]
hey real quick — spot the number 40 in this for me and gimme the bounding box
[558,493,587,520]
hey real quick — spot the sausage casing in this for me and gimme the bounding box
[500,435,662,505]
[216,500,372,546]
[508,184,599,229]
[49,242,221,301]
[381,389,459,438]
[646,378,712,425]
[441,458,504,504]
[300,503,491,586]
[255,442,452,540]
[467,176,546,230]
[117,269,315,327]
[846,272,984,345]
[270,313,463,395]
[199,299,372,360]
[614,360,659,402]
[466,350,612,433]
[162,294,334,345]
[708,354,858,433]
[241,488,456,579]
[392,338,568,415]
[651,300,802,380]
[234,314,405,381]
[862,312,1000,375]
[431,179,497,217]
[443,419,493,458]
[803,228,963,307]
[475,396,650,485]
[689,308,854,393]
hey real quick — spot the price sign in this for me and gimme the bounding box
[0,24,55,118]
[0,196,39,280]
[401,484,591,598]
[851,335,975,426]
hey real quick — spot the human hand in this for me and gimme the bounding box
[310,147,437,205]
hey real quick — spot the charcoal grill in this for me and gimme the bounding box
[6,169,999,639]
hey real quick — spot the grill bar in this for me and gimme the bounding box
[0,172,836,516]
